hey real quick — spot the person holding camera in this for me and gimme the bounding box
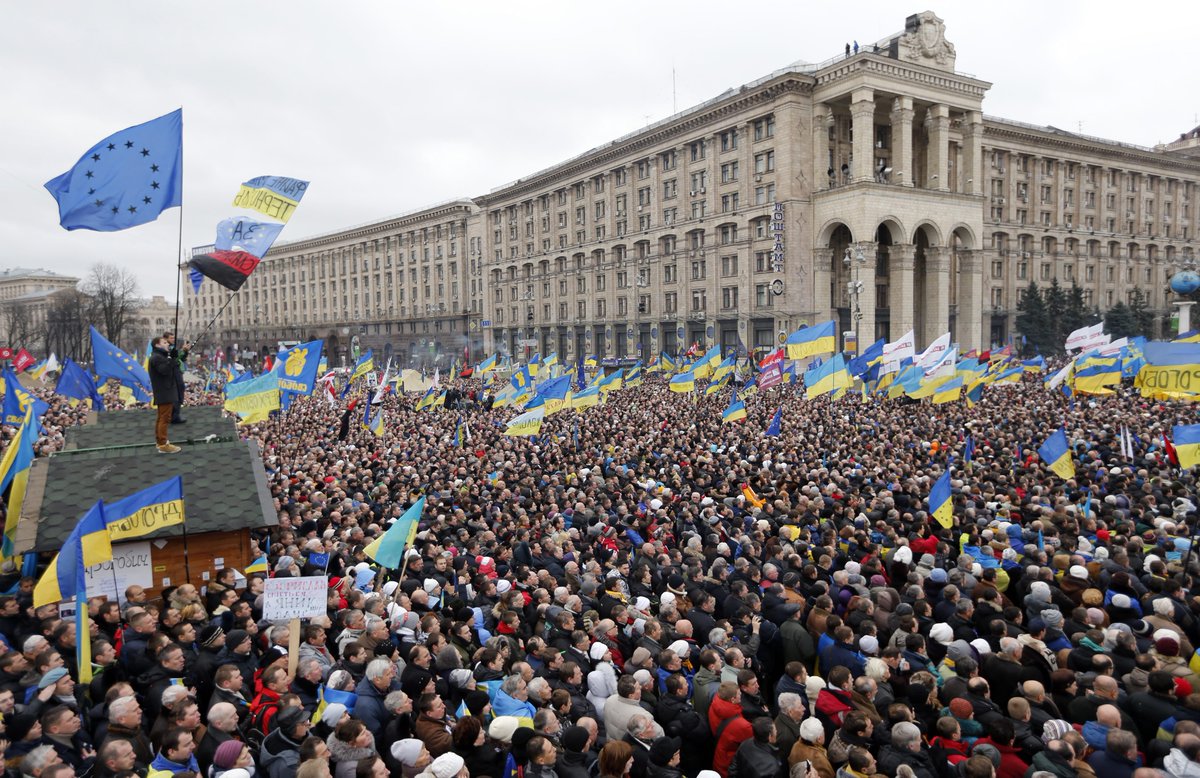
[164,331,190,424]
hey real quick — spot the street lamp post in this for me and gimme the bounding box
[843,246,868,355]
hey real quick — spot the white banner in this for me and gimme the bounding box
[83,541,154,604]
[1065,323,1104,351]
[915,333,951,369]
[881,330,915,374]
[263,576,328,621]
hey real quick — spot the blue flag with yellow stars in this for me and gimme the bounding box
[44,110,183,232]
[90,327,151,395]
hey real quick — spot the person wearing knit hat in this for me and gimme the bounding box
[391,739,431,770]
[488,716,521,744]
[859,635,879,656]
[213,739,247,771]
[37,667,68,690]
[422,752,466,778]
[464,690,492,718]
[648,736,682,767]
[321,702,349,728]
[561,725,591,755]
[929,623,953,645]
[199,624,225,648]
[1038,719,1072,747]
[628,647,652,669]
[949,698,974,720]
[589,642,611,663]
[225,629,251,650]
[1156,635,1181,657]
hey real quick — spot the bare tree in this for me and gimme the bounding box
[81,263,140,345]
[0,301,34,352]
[45,289,92,361]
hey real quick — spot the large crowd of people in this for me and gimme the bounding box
[1,365,1199,778]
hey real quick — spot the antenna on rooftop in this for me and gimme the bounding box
[673,66,678,114]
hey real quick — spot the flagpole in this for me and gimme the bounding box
[173,107,185,340]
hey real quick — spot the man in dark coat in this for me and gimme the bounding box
[164,332,190,423]
[148,336,180,453]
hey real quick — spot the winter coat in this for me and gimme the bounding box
[259,728,302,778]
[603,695,646,743]
[788,740,835,778]
[587,661,618,717]
[709,695,753,778]
[149,346,179,406]
[729,740,781,778]
[1086,748,1137,778]
[877,745,937,778]
[327,731,378,778]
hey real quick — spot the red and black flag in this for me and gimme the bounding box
[188,249,260,291]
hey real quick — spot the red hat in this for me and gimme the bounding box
[949,698,974,719]
[1176,677,1194,699]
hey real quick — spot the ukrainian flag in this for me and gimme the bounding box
[364,496,425,569]
[669,371,695,393]
[848,338,885,379]
[415,387,438,411]
[722,392,747,423]
[711,356,736,384]
[1174,330,1200,344]
[431,390,447,407]
[34,501,111,607]
[533,374,572,415]
[1072,359,1120,395]
[1038,428,1075,480]
[351,350,375,381]
[571,384,601,410]
[660,353,677,373]
[692,346,721,381]
[105,476,185,542]
[504,407,545,437]
[245,555,269,574]
[1022,356,1046,373]
[907,374,952,400]
[477,353,498,373]
[511,366,532,391]
[366,405,385,437]
[991,367,1024,385]
[598,369,624,393]
[804,354,851,400]
[0,409,36,558]
[1174,424,1200,470]
[932,376,964,405]
[929,470,953,528]
[704,374,730,396]
[583,355,598,368]
[625,364,644,388]
[544,353,559,370]
[965,377,987,408]
[786,320,836,361]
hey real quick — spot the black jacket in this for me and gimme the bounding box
[555,750,595,778]
[149,346,178,405]
[729,739,782,778]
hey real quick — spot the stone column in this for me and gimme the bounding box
[850,89,876,184]
[849,241,877,346]
[924,247,952,343]
[811,248,835,323]
[889,97,914,188]
[927,104,950,191]
[889,244,916,339]
[812,103,830,190]
[962,110,983,196]
[957,250,984,352]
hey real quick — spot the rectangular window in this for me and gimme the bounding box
[636,160,651,179]
[660,150,677,171]
[691,260,706,280]
[753,115,775,141]
[595,201,606,219]
[690,171,708,192]
[722,286,738,309]
[754,150,776,174]
[721,193,740,213]
[689,139,707,162]
[755,283,773,308]
[664,292,677,313]
[720,162,739,183]
[663,179,677,199]
[664,263,677,283]
[755,251,772,272]
[721,255,738,276]
[638,187,651,206]
[691,289,707,311]
[614,168,627,186]
[720,129,738,152]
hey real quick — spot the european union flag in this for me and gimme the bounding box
[765,406,782,437]
[90,327,151,395]
[54,358,105,411]
[44,110,183,232]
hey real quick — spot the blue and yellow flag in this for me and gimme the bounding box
[33,501,111,607]
[0,409,37,558]
[352,350,375,381]
[704,374,730,396]
[511,366,532,391]
[1022,356,1046,373]
[625,363,644,388]
[571,384,600,410]
[932,376,964,405]
[504,407,545,437]
[692,346,721,381]
[660,353,677,373]
[583,355,597,368]
[532,374,572,415]
[224,371,280,423]
[669,371,695,393]
[804,354,851,400]
[1174,424,1200,470]
[245,556,269,574]
[711,355,736,384]
[1072,358,1120,395]
[415,386,438,411]
[786,320,836,360]
[965,377,988,407]
[478,353,498,373]
[722,392,747,423]
[90,327,151,398]
[1174,330,1200,344]
[275,340,324,395]
[2,369,48,426]
[364,497,425,569]
[231,175,309,223]
[1038,428,1075,479]
[105,476,185,542]
[848,338,885,379]
[929,470,953,528]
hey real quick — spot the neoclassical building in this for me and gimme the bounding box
[184,11,1200,367]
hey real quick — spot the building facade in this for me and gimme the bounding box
[183,11,1200,366]
[0,268,81,354]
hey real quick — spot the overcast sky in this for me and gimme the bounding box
[1,1,1195,313]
